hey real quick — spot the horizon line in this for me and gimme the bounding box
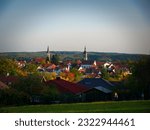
[0,50,149,55]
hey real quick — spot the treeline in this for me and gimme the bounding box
[0,51,147,61]
[115,56,150,100]
[0,75,80,106]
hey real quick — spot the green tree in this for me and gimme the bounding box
[70,68,82,82]
[101,67,110,80]
[41,72,57,80]
[41,84,60,103]
[0,58,20,76]
[0,88,30,106]
[23,63,37,74]
[12,75,44,96]
[131,57,150,99]
[123,57,150,100]
[51,54,60,65]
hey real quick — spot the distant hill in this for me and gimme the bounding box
[0,51,148,62]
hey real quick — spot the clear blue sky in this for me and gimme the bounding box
[0,0,150,54]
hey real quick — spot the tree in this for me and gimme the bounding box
[101,67,110,80]
[0,58,23,76]
[41,84,60,103]
[67,72,75,82]
[124,56,150,100]
[70,68,82,82]
[41,72,57,80]
[59,72,67,80]
[51,54,60,65]
[12,75,44,96]
[8,75,61,105]
[131,57,150,99]
[23,63,37,74]
[0,88,30,106]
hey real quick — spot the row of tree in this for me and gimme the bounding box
[0,75,80,106]
[128,56,150,99]
[115,56,150,100]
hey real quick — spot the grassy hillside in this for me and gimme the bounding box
[0,100,150,113]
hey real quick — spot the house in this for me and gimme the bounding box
[0,76,18,86]
[46,64,56,72]
[80,60,95,69]
[78,60,102,76]
[0,81,9,89]
[46,78,88,95]
[45,78,88,102]
[37,63,58,72]
[37,65,45,72]
[78,78,114,89]
[113,62,132,76]
[103,61,115,73]
[16,60,26,68]
[83,87,112,101]
[34,57,45,64]
[78,78,114,101]
[54,66,62,75]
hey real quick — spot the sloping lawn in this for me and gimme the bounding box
[0,100,150,113]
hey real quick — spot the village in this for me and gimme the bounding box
[1,46,147,106]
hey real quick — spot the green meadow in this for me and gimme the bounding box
[0,100,150,113]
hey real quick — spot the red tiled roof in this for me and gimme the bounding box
[82,60,94,65]
[0,81,8,89]
[46,78,88,94]
[47,64,56,69]
[0,76,18,84]
[96,61,105,66]
[43,63,54,68]
[34,58,45,63]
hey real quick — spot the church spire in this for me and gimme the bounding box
[83,46,88,61]
[47,45,50,53]
[46,46,50,62]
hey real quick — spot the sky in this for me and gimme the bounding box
[0,0,150,54]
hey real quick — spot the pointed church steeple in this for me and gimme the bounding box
[83,46,88,61]
[47,46,50,53]
[46,46,50,62]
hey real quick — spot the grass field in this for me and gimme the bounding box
[0,100,150,113]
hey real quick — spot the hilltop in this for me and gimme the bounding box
[0,51,148,61]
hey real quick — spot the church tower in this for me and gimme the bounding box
[83,46,88,61]
[46,46,51,62]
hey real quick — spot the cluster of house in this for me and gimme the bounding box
[15,46,131,78]
[35,60,131,79]
[16,58,131,79]
[0,74,118,102]
[45,77,117,102]
[0,46,133,103]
